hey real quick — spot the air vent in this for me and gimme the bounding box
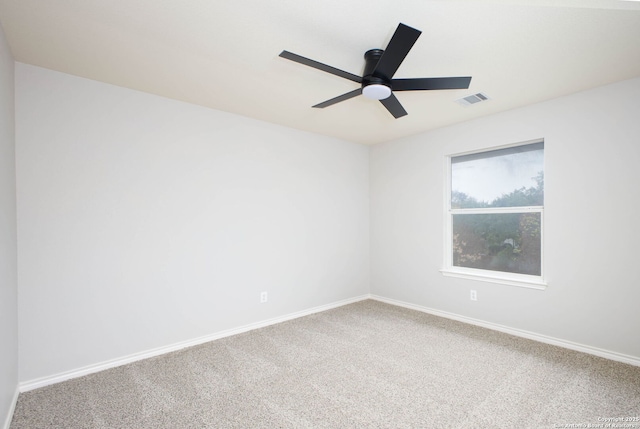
[456,92,490,107]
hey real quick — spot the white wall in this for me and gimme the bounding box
[371,76,640,359]
[15,63,370,382]
[0,21,18,429]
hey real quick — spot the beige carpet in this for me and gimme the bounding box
[10,300,640,428]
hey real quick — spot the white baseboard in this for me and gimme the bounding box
[2,387,19,429]
[20,293,639,393]
[371,295,640,367]
[19,294,370,393]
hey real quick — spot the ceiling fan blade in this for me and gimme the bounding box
[380,93,408,118]
[392,77,472,91]
[279,51,363,84]
[372,23,421,80]
[313,88,362,108]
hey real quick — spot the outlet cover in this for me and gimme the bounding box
[470,290,477,301]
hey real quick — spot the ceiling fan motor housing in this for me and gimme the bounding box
[362,49,392,99]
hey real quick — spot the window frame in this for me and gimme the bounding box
[441,140,547,290]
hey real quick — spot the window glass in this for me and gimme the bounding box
[451,142,544,209]
[452,212,542,276]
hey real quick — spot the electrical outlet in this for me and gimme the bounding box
[470,290,477,301]
[260,291,268,303]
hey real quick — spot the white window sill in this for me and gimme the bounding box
[440,268,547,290]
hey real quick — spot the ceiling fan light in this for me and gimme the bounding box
[362,84,392,100]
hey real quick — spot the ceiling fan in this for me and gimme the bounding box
[279,23,472,119]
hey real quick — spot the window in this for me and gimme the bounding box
[442,140,545,289]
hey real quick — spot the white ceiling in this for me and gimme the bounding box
[1,0,639,145]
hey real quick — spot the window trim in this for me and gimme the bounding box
[442,140,547,290]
